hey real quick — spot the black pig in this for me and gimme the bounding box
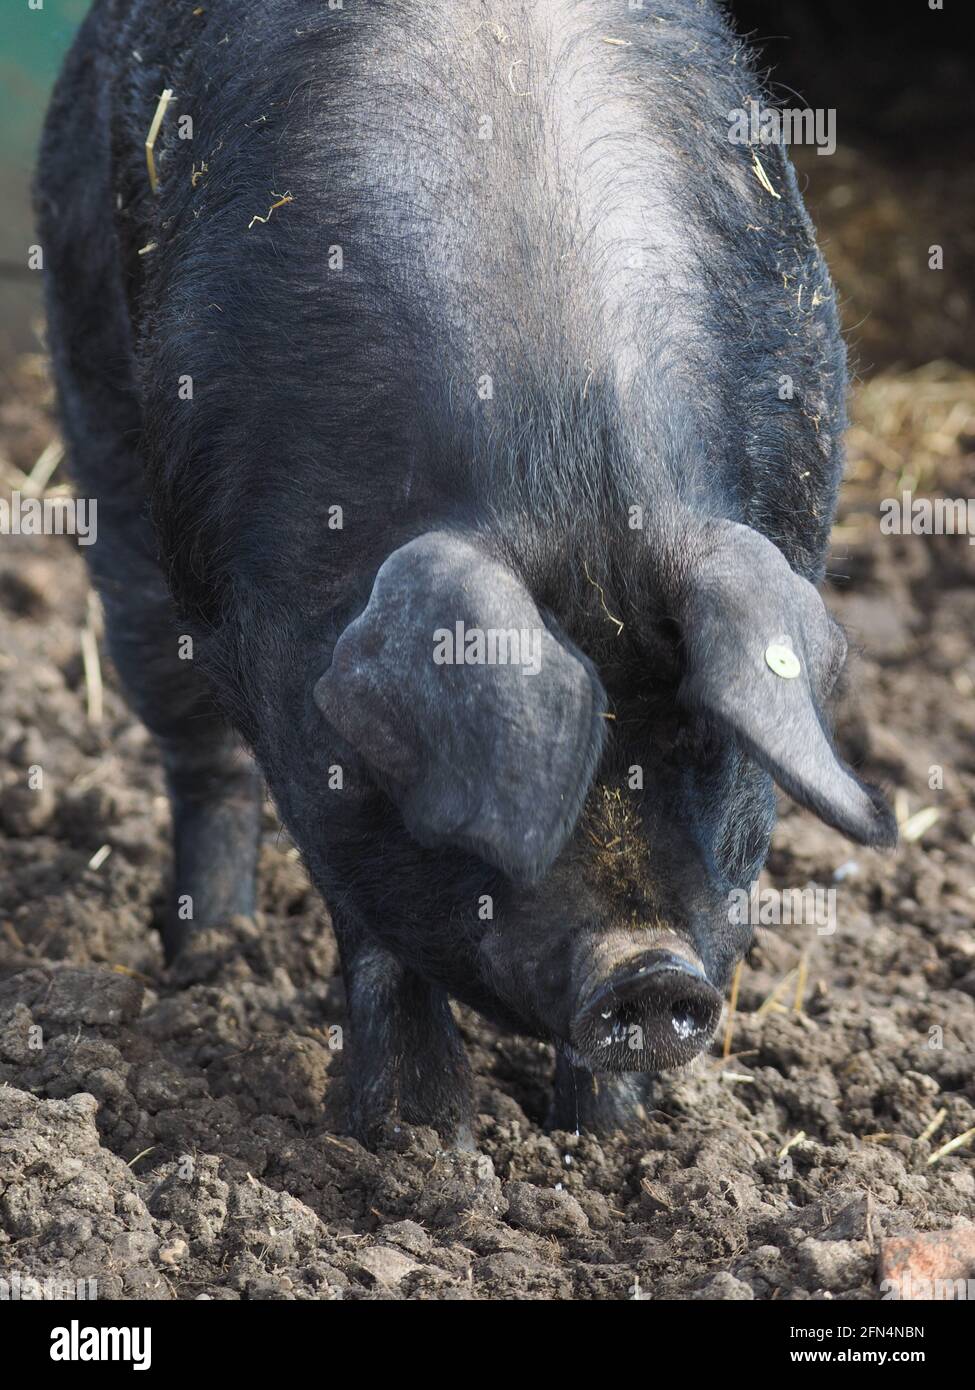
[37,0,895,1144]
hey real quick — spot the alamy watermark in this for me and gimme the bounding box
[880,490,975,544]
[881,1273,975,1301]
[1,1272,97,1300]
[728,101,836,156]
[50,1320,151,1371]
[0,492,97,545]
[728,881,837,935]
[433,621,542,676]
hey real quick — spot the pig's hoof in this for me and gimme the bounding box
[352,1111,477,1154]
[152,899,191,963]
[161,914,264,983]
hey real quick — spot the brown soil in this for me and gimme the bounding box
[1,188,974,1300]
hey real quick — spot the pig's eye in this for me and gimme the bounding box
[690,719,726,760]
[672,723,696,752]
[645,715,684,757]
[664,715,724,765]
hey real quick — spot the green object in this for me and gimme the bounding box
[0,1,88,344]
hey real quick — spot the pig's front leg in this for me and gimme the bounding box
[91,541,264,963]
[549,1055,651,1136]
[161,723,264,960]
[336,924,474,1148]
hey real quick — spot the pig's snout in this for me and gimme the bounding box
[570,937,722,1072]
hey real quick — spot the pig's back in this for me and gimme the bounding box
[100,0,844,598]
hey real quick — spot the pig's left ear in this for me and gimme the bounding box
[314,532,608,883]
[679,521,897,848]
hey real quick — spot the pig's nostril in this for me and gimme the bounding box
[572,950,722,1072]
[671,996,712,1040]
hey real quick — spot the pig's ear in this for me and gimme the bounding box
[679,521,897,848]
[314,532,607,882]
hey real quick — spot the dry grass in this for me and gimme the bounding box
[843,363,975,497]
[145,88,174,195]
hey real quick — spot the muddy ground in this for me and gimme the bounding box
[2,156,974,1300]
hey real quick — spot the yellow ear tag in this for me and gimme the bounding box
[765,642,801,679]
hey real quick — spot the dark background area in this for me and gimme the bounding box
[734,0,973,372]
[734,1,970,150]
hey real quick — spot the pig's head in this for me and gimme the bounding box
[314,526,895,1073]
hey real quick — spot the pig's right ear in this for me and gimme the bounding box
[679,521,897,849]
[314,532,608,883]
